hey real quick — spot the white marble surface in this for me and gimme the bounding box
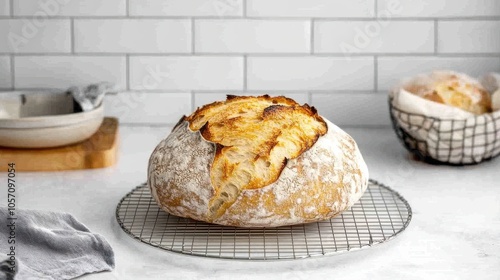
[1,126,499,280]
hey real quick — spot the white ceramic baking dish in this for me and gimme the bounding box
[0,92,104,148]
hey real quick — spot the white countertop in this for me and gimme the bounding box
[1,126,499,280]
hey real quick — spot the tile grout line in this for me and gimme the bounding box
[191,18,196,54]
[3,88,449,95]
[126,54,130,90]
[126,0,130,16]
[10,55,15,90]
[243,55,247,91]
[374,0,378,17]
[9,0,13,15]
[190,91,195,111]
[70,18,75,53]
[374,56,378,91]
[242,0,247,17]
[119,89,383,94]
[2,52,500,58]
[310,19,315,54]
[434,19,439,54]
[3,15,500,20]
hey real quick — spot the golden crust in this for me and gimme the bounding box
[185,95,327,221]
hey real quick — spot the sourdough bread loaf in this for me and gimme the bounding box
[148,95,369,227]
[404,72,492,115]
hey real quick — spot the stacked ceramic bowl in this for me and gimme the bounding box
[0,92,104,148]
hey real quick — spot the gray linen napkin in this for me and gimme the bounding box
[0,207,114,280]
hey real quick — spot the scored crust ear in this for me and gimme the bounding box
[185,95,327,222]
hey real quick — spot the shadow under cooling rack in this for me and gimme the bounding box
[116,179,412,260]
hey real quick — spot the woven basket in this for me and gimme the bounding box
[389,97,500,165]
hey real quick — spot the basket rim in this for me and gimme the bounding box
[388,96,500,122]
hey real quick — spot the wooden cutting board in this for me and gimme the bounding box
[0,118,119,171]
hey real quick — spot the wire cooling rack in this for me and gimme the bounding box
[116,179,412,260]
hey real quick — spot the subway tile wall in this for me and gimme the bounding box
[0,0,499,127]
